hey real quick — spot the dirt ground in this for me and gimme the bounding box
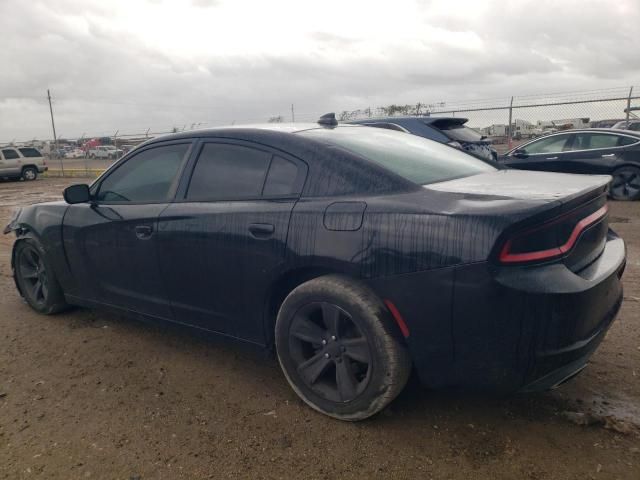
[0,178,638,480]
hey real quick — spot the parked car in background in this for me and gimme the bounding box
[500,129,640,200]
[120,144,137,154]
[64,148,86,159]
[348,116,498,161]
[5,120,625,420]
[0,146,47,181]
[611,119,640,132]
[591,119,624,128]
[88,145,123,159]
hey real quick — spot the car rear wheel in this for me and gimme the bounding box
[22,167,37,181]
[275,275,411,421]
[610,166,640,201]
[14,239,68,314]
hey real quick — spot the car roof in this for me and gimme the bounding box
[349,116,468,126]
[142,123,364,144]
[539,128,640,137]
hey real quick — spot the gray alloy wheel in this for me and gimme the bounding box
[14,239,68,314]
[275,275,411,421]
[610,166,640,201]
[22,167,37,181]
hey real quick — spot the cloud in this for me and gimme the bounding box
[0,0,639,141]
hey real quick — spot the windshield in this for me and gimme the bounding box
[435,123,484,143]
[298,127,495,185]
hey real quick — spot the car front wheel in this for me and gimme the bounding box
[275,275,411,421]
[14,239,68,314]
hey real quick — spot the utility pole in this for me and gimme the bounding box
[291,104,295,123]
[47,89,64,175]
[507,96,514,150]
[626,86,634,126]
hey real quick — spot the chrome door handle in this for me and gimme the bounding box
[248,223,275,238]
[601,154,615,158]
[134,224,153,239]
[546,156,558,160]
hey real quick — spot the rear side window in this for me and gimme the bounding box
[2,149,19,160]
[571,133,634,150]
[187,143,272,200]
[97,143,188,202]
[18,148,42,158]
[299,127,494,185]
[263,156,299,196]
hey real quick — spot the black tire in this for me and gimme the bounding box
[275,275,411,421]
[610,166,640,201]
[21,167,37,181]
[13,238,68,315]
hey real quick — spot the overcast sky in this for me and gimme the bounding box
[1,0,639,142]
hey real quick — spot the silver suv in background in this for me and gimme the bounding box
[0,147,47,181]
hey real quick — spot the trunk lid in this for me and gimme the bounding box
[425,170,610,204]
[426,170,612,272]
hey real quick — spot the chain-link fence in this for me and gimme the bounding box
[4,86,639,177]
[339,86,640,154]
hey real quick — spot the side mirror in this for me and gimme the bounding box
[63,184,91,204]
[512,148,528,158]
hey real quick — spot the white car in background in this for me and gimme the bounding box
[64,148,85,159]
[612,119,640,132]
[0,147,47,181]
[88,145,123,159]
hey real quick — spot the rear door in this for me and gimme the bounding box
[63,141,192,318]
[157,140,306,342]
[559,132,638,174]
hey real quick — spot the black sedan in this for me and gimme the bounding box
[501,128,640,200]
[5,119,625,420]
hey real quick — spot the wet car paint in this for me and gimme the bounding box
[5,125,625,392]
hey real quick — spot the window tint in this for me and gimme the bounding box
[521,134,571,154]
[2,149,19,160]
[18,148,42,158]
[263,156,299,196]
[96,143,188,202]
[299,127,494,185]
[187,143,271,200]
[571,133,633,151]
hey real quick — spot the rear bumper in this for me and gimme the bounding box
[450,233,624,392]
[370,231,626,392]
[38,166,48,173]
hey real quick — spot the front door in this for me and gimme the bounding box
[157,141,306,343]
[507,133,573,172]
[63,141,192,319]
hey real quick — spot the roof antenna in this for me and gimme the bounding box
[318,112,338,127]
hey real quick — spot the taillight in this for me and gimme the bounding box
[499,205,608,264]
